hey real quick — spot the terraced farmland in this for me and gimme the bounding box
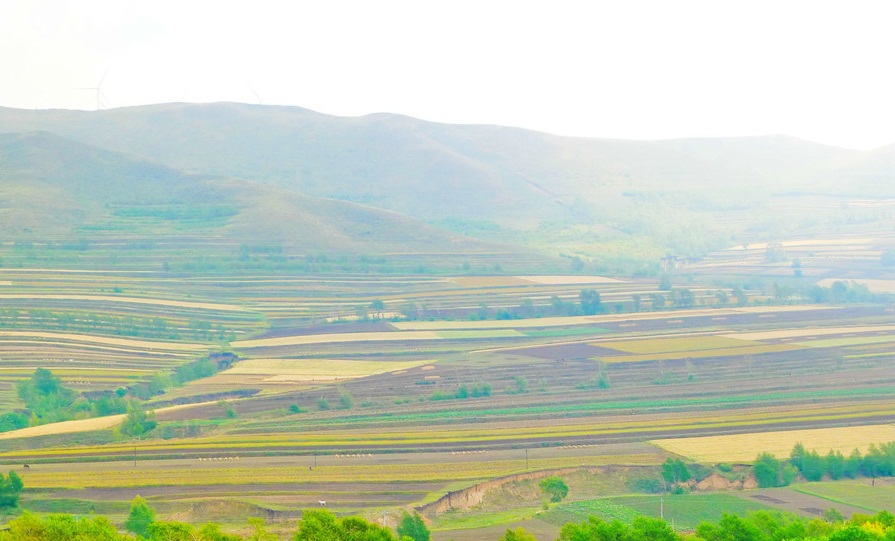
[2,250,895,531]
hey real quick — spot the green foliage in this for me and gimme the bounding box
[295,508,398,541]
[790,442,806,470]
[559,516,676,541]
[807,280,880,304]
[0,412,29,432]
[669,288,695,308]
[218,400,236,419]
[826,450,846,480]
[124,495,156,538]
[579,289,604,315]
[792,442,895,481]
[754,452,783,488]
[845,449,863,478]
[500,527,539,541]
[396,511,430,541]
[148,521,195,541]
[0,511,127,541]
[0,470,24,509]
[627,477,664,494]
[430,383,492,401]
[14,368,77,425]
[338,390,354,410]
[173,358,219,386]
[825,508,845,523]
[540,477,570,503]
[802,450,826,482]
[120,402,157,437]
[661,458,692,487]
[289,404,305,414]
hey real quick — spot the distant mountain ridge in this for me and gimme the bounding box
[0,129,499,257]
[2,103,893,230]
[1,103,894,264]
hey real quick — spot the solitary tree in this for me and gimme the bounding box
[120,402,156,437]
[369,299,385,318]
[539,477,569,503]
[397,511,430,541]
[124,495,156,538]
[579,289,603,315]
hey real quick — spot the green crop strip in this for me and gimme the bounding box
[242,386,895,431]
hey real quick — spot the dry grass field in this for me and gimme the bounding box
[231,330,441,348]
[0,294,248,312]
[220,358,434,383]
[652,424,895,463]
[0,330,207,351]
[0,402,215,440]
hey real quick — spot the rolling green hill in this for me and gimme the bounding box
[4,103,891,226]
[2,102,894,264]
[0,130,537,272]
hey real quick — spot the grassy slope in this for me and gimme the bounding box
[2,103,889,229]
[0,130,533,264]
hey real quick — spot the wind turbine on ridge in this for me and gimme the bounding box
[79,68,110,110]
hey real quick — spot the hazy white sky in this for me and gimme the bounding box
[1,0,894,149]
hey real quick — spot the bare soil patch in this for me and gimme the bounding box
[737,488,870,519]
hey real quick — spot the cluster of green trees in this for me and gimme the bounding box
[428,383,492,401]
[119,402,157,437]
[119,357,225,401]
[661,458,693,490]
[0,471,23,510]
[0,368,129,430]
[0,368,167,436]
[754,442,895,488]
[805,281,880,304]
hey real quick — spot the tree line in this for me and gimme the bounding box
[0,363,222,434]
[0,307,229,342]
[753,442,895,488]
[3,505,895,541]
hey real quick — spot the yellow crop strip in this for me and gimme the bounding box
[0,331,206,351]
[18,455,661,489]
[653,424,895,463]
[7,400,895,455]
[232,331,440,348]
[224,358,432,377]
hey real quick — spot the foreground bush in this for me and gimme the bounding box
[4,507,895,541]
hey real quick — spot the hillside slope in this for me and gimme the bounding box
[3,103,889,229]
[0,131,502,258]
